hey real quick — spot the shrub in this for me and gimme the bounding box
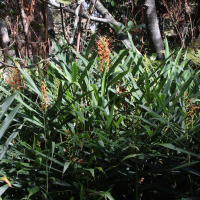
[0,35,200,199]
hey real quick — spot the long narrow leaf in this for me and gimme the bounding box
[169,73,195,112]
[0,93,18,121]
[159,143,200,159]
[16,65,41,96]
[79,60,94,84]
[140,105,169,125]
[0,125,23,160]
[0,104,21,140]
[107,49,129,77]
[85,33,96,59]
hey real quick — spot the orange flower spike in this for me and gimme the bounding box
[95,35,112,72]
[16,74,20,85]
[41,81,49,110]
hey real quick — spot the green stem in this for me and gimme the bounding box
[37,64,49,196]
[76,115,78,134]
[44,113,49,195]
[101,70,107,97]
[190,174,193,197]
[135,158,138,200]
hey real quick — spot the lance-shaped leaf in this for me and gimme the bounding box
[0,176,12,188]
[0,104,21,140]
[0,125,23,160]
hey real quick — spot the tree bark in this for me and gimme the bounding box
[0,19,14,81]
[143,0,165,60]
[0,20,13,61]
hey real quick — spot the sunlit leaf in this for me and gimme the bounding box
[0,176,12,188]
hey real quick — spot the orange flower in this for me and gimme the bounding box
[95,35,112,71]
[5,68,25,90]
[41,81,49,110]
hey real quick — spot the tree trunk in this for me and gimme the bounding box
[0,20,13,60]
[143,0,165,60]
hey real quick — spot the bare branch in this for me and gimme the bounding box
[60,3,69,44]
[18,0,29,64]
[76,2,83,54]
[46,0,142,55]
[0,41,15,52]
[83,0,98,41]
[69,4,81,44]
[47,0,108,23]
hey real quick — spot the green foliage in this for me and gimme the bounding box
[168,41,200,67]
[0,35,200,199]
[56,0,72,4]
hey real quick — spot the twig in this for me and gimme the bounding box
[44,3,49,59]
[60,3,69,44]
[162,0,184,46]
[18,0,29,65]
[26,0,34,33]
[46,0,108,23]
[0,41,15,51]
[69,3,81,44]
[16,15,22,59]
[83,0,97,42]
[76,2,83,54]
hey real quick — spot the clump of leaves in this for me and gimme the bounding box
[1,35,200,200]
